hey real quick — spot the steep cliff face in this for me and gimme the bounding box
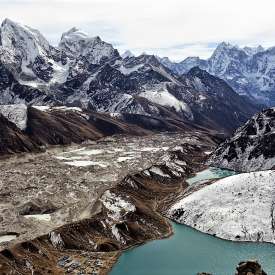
[0,114,39,155]
[208,107,275,172]
[0,19,68,86]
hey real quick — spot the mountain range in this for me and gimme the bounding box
[158,42,275,106]
[0,19,263,135]
[0,18,273,275]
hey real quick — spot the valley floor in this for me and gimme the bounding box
[0,133,190,247]
[0,131,216,274]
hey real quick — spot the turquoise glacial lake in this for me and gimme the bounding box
[186,167,237,185]
[111,168,275,275]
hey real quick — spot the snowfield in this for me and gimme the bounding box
[168,170,275,243]
[0,104,28,130]
[139,84,193,119]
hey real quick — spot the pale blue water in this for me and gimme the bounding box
[110,168,275,275]
[186,167,237,185]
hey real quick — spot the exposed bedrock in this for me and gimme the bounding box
[235,260,267,275]
[197,260,267,275]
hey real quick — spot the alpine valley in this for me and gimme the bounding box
[0,18,274,275]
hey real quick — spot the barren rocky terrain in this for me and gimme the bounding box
[0,131,217,274]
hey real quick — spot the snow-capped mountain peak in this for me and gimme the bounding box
[0,18,51,66]
[0,18,68,85]
[214,41,236,50]
[121,50,134,59]
[0,21,261,135]
[158,41,275,105]
[59,27,120,64]
[61,27,89,41]
[243,45,264,56]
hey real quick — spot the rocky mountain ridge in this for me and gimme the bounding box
[208,107,275,172]
[0,104,220,156]
[159,42,275,106]
[0,19,261,134]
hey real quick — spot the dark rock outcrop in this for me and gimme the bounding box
[236,260,267,275]
[17,201,58,216]
[0,113,40,155]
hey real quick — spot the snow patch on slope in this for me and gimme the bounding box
[118,64,144,75]
[139,85,193,119]
[0,104,28,130]
[100,190,135,221]
[33,105,89,119]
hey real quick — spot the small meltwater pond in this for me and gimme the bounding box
[111,168,275,275]
[186,167,237,185]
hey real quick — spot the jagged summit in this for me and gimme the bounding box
[121,50,134,59]
[59,26,119,64]
[1,18,17,27]
[209,42,243,59]
[60,27,89,41]
[158,41,275,105]
[243,45,264,55]
[0,18,68,85]
[0,18,50,49]
[0,18,51,55]
[214,41,237,49]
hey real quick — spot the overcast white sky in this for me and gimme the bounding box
[1,0,275,61]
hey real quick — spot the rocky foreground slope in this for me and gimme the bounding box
[0,112,39,155]
[208,107,275,172]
